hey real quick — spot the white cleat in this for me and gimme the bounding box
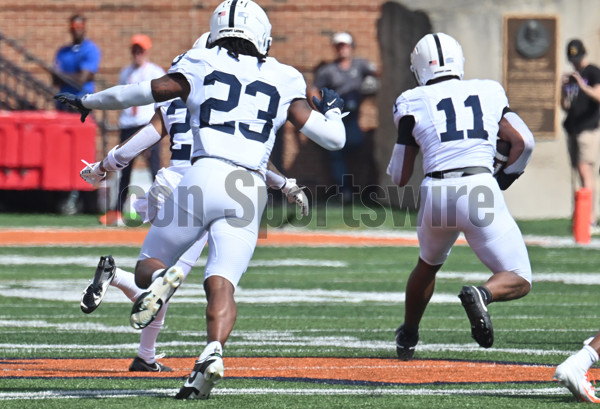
[175,353,224,400]
[554,356,600,403]
[130,266,184,330]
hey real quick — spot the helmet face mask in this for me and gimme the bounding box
[410,33,465,86]
[210,0,272,55]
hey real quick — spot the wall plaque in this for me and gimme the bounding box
[504,16,558,139]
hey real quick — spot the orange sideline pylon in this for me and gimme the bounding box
[573,187,592,244]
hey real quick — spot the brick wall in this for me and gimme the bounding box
[1,0,385,189]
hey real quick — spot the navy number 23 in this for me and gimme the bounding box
[200,70,280,143]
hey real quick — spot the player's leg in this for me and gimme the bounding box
[554,330,600,403]
[460,174,532,348]
[462,175,532,302]
[130,169,210,330]
[176,217,262,400]
[396,181,459,359]
[132,233,209,366]
[177,160,267,400]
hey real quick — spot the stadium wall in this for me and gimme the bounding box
[2,0,599,218]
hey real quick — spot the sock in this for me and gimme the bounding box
[583,345,600,365]
[199,341,223,361]
[137,303,169,364]
[477,286,492,305]
[111,267,143,301]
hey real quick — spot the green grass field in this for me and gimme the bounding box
[0,211,597,408]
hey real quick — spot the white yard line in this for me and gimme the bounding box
[0,255,347,268]
[0,387,569,400]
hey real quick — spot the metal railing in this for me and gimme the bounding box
[0,30,118,150]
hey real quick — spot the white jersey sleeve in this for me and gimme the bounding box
[394,79,508,174]
[168,47,306,175]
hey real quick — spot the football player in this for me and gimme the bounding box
[387,33,534,360]
[78,31,310,373]
[56,0,346,399]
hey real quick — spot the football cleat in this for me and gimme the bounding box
[80,255,116,314]
[130,266,184,330]
[175,350,224,400]
[129,356,172,372]
[554,356,600,403]
[458,285,494,348]
[395,324,419,360]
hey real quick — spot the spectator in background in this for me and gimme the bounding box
[52,13,101,215]
[310,32,378,202]
[99,34,165,226]
[561,39,600,234]
[53,14,101,110]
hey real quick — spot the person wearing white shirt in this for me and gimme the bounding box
[100,34,166,226]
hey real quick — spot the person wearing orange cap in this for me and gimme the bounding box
[99,34,165,226]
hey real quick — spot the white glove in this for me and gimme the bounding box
[281,178,309,216]
[80,159,106,187]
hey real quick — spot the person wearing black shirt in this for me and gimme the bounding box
[561,39,600,233]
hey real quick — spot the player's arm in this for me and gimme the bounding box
[265,162,309,216]
[387,115,419,187]
[55,73,189,122]
[80,110,167,186]
[495,109,535,190]
[287,88,346,151]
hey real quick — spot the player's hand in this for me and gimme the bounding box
[281,178,309,216]
[54,93,91,122]
[80,159,106,188]
[312,88,345,115]
[495,170,522,191]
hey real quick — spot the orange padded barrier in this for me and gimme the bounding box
[0,111,96,191]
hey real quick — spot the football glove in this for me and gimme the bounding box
[281,178,309,216]
[54,92,91,123]
[495,170,522,191]
[80,159,106,188]
[312,88,345,115]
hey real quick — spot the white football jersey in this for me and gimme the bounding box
[169,46,306,175]
[393,78,508,173]
[155,98,193,168]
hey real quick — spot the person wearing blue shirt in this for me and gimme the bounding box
[53,14,101,110]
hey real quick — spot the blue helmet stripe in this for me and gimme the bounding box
[229,0,239,27]
[433,33,445,66]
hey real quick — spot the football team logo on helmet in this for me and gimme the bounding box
[410,32,465,86]
[210,0,272,55]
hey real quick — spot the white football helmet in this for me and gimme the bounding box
[410,33,464,86]
[192,32,211,49]
[209,0,272,55]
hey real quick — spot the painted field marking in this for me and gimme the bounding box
[1,356,590,384]
[0,386,572,401]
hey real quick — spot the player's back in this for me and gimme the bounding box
[169,46,306,174]
[395,78,508,173]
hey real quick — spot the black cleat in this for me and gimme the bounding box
[458,285,494,348]
[129,356,172,372]
[81,255,116,314]
[395,324,419,360]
